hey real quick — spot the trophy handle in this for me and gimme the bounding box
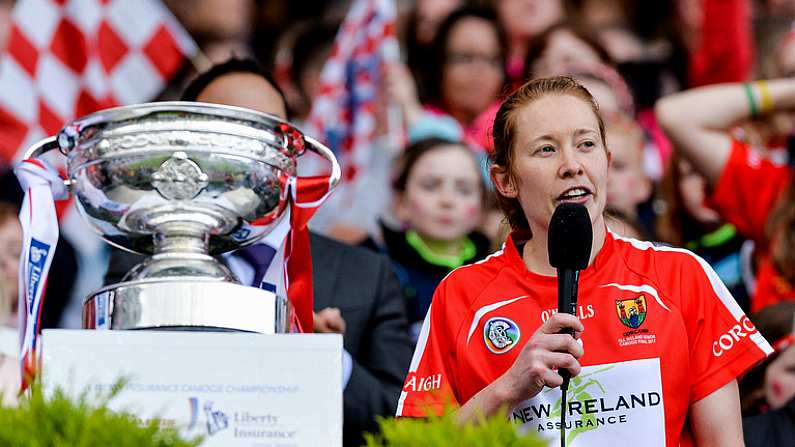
[22,136,60,160]
[21,136,72,189]
[303,135,342,189]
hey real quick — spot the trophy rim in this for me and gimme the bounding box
[63,101,295,133]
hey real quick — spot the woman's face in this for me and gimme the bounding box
[531,29,604,75]
[396,145,484,242]
[497,0,563,40]
[442,17,504,123]
[765,344,795,409]
[493,94,609,232]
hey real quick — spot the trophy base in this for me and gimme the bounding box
[83,278,290,333]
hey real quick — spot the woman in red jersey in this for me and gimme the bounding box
[656,79,795,314]
[397,76,771,447]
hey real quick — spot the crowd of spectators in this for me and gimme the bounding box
[1,0,795,444]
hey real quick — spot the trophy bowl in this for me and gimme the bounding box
[26,102,340,333]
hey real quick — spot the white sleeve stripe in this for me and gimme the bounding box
[395,390,407,416]
[409,304,434,373]
[396,303,434,416]
[611,232,773,355]
[466,295,529,343]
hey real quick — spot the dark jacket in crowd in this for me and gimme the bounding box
[364,223,492,341]
[743,397,795,447]
[104,232,414,447]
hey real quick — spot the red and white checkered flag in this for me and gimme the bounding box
[0,0,197,163]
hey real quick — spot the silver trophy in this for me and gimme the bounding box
[25,102,340,333]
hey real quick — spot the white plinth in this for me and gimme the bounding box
[41,329,343,447]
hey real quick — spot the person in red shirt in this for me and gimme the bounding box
[656,79,795,313]
[398,76,771,447]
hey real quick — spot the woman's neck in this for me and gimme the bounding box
[521,221,607,276]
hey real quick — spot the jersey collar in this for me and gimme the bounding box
[503,226,617,285]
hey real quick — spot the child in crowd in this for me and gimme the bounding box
[656,155,752,312]
[367,137,491,341]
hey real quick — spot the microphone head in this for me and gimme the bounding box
[548,203,593,270]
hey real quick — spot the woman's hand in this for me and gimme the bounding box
[456,313,584,424]
[384,62,423,126]
[496,313,584,407]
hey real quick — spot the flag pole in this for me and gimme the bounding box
[188,48,213,74]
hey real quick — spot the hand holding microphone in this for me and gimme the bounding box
[496,312,584,410]
[494,204,591,407]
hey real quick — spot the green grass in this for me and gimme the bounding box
[0,381,202,447]
[363,406,547,447]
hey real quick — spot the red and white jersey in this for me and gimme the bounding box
[707,139,791,246]
[397,231,771,447]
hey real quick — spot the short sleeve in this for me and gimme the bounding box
[678,252,772,403]
[707,140,791,244]
[396,280,460,417]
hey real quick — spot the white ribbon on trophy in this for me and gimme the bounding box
[13,155,67,389]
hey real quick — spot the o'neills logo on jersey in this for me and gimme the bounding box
[616,295,647,329]
[403,372,442,392]
[712,316,758,358]
[484,317,520,354]
[541,305,595,323]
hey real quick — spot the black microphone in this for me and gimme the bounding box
[548,203,592,389]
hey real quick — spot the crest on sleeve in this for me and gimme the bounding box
[616,295,647,329]
[483,317,521,354]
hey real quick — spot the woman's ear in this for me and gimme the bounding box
[490,164,518,198]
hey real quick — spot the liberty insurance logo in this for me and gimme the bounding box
[188,397,229,436]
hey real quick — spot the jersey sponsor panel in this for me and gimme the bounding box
[512,358,665,447]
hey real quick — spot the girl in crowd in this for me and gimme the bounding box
[397,76,770,446]
[656,79,795,313]
[368,137,490,342]
[656,155,752,312]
